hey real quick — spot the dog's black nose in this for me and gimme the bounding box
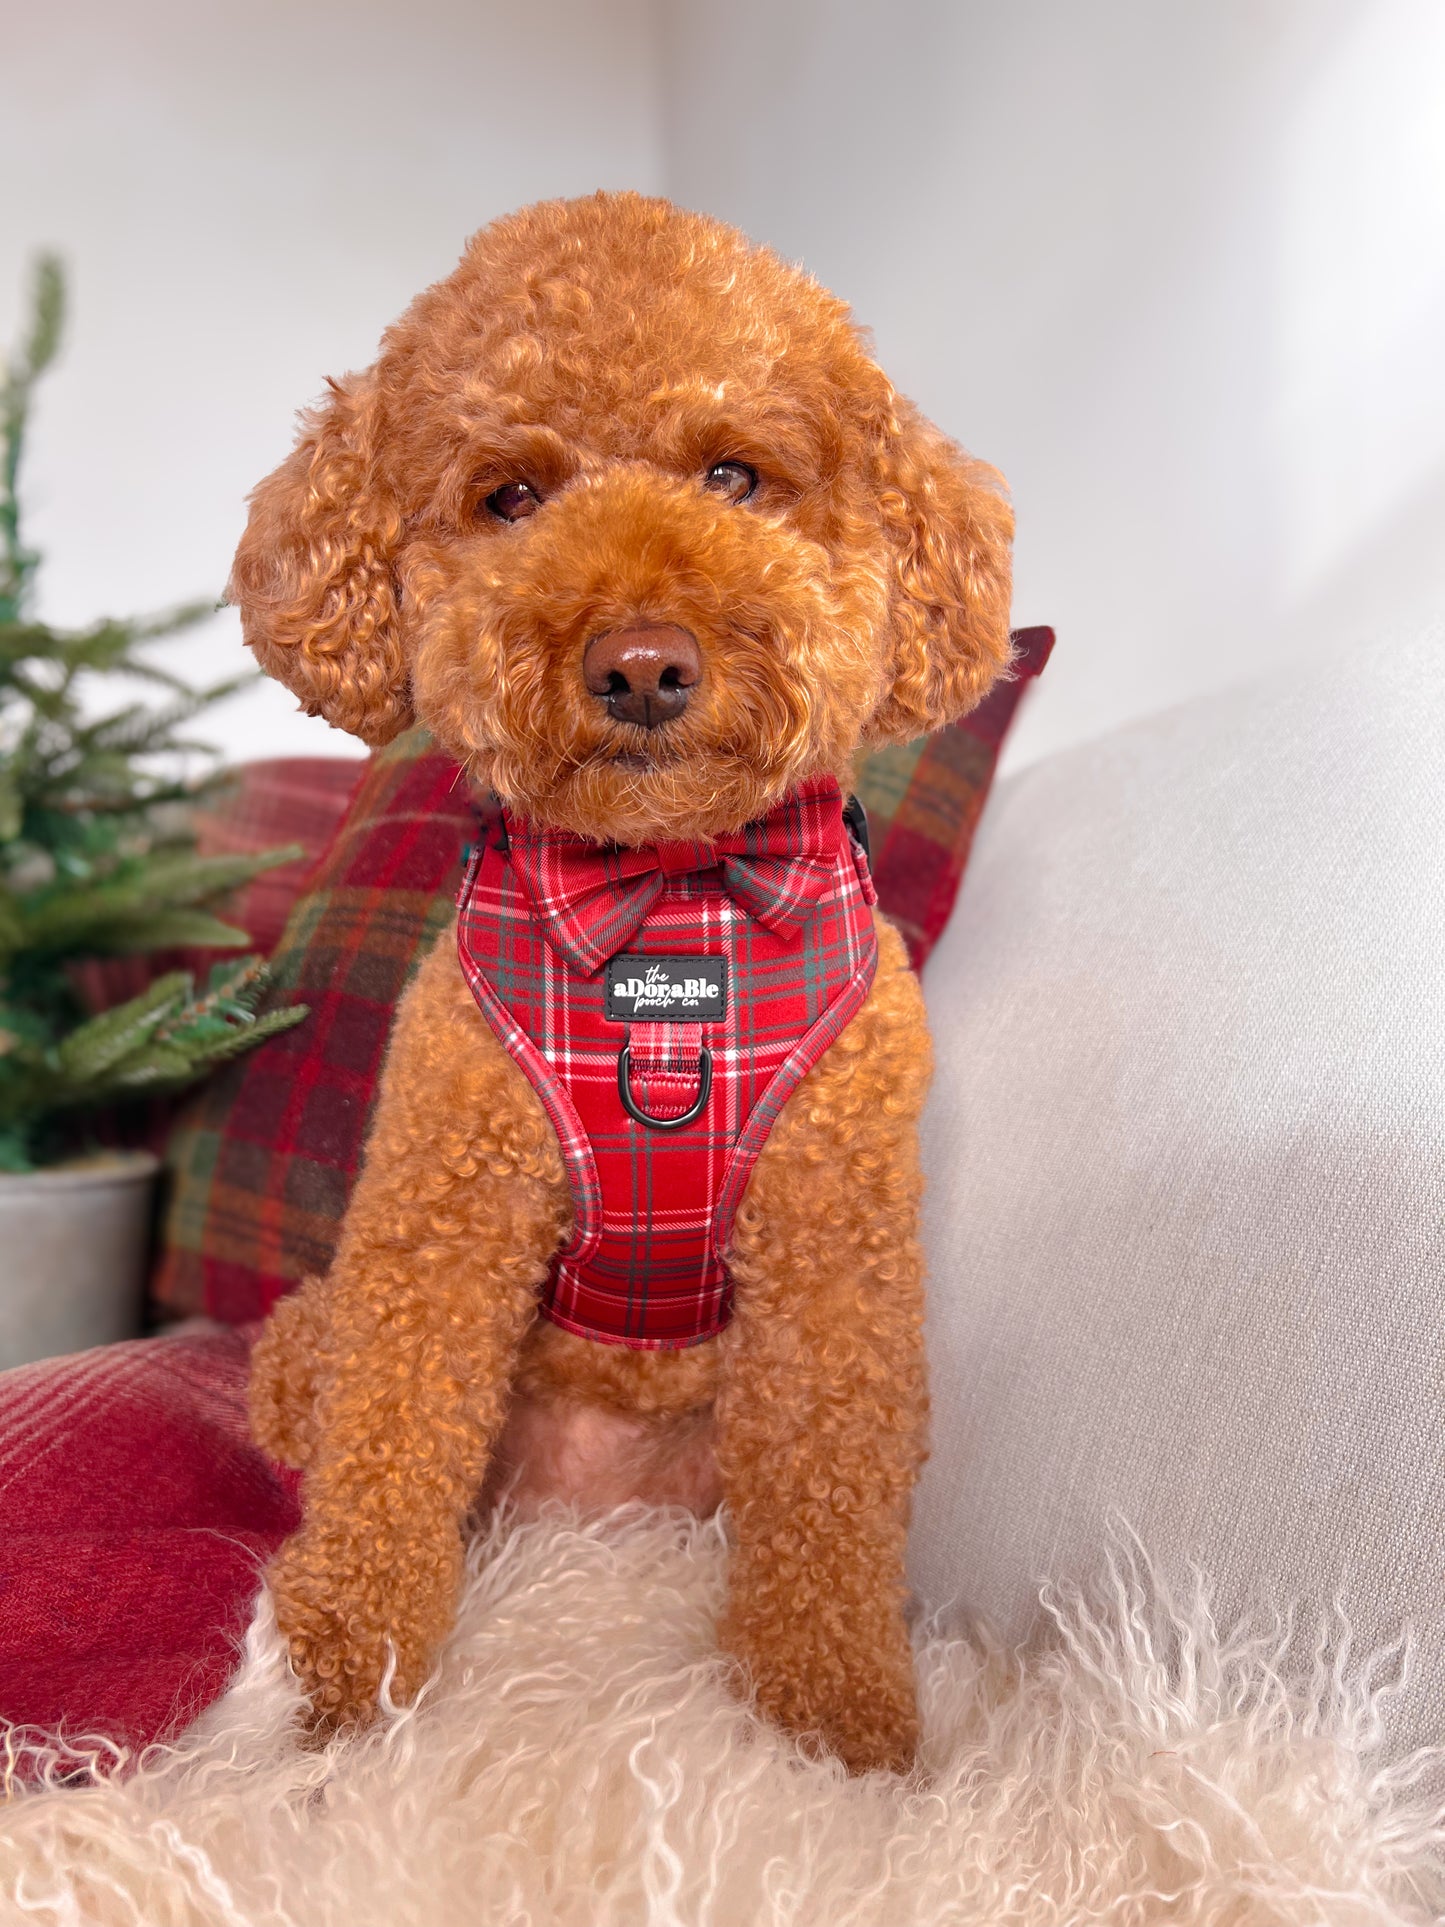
[583,624,700,729]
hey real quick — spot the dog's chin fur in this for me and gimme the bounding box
[420,679,836,844]
[465,745,834,847]
[414,636,851,846]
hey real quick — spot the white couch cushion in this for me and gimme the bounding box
[913,628,1445,1751]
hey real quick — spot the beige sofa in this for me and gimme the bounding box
[913,625,1445,1758]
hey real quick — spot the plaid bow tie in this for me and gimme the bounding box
[504,776,849,976]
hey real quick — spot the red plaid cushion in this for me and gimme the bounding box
[189,758,366,957]
[155,629,1052,1324]
[70,758,362,1023]
[859,625,1054,966]
[154,741,477,1322]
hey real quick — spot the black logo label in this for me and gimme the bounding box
[605,955,727,1022]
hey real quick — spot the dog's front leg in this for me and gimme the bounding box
[715,920,931,1774]
[262,934,570,1735]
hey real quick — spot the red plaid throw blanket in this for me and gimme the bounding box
[457,777,878,1347]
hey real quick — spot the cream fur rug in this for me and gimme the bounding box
[2,1509,1440,1925]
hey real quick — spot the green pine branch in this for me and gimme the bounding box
[0,255,63,625]
[0,959,307,1170]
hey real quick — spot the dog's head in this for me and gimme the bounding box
[231,193,1013,844]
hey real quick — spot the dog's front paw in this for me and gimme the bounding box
[267,1516,462,1737]
[720,1595,919,1775]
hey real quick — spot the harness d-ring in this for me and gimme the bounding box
[617,1044,712,1131]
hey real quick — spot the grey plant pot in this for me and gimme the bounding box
[0,1151,160,1371]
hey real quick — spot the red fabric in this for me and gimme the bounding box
[189,757,366,956]
[153,745,481,1324]
[65,757,365,1164]
[456,778,879,1347]
[70,757,364,1021]
[504,777,856,975]
[865,625,1056,967]
[0,1324,299,1750]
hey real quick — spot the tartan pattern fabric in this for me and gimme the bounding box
[505,777,858,975]
[188,758,365,957]
[857,625,1055,967]
[155,628,1051,1325]
[153,738,477,1321]
[456,779,878,1348]
[68,756,363,1109]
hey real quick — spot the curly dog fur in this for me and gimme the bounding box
[234,192,1012,1775]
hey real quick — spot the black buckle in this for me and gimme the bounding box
[843,791,870,861]
[617,1044,712,1131]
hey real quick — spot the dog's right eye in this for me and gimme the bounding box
[484,482,543,523]
[702,461,758,505]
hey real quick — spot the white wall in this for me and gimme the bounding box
[2,0,663,760]
[662,0,1445,769]
[8,1,1444,772]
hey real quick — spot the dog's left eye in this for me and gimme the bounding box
[702,461,758,505]
[484,481,543,523]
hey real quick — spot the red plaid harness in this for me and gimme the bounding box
[455,777,879,1348]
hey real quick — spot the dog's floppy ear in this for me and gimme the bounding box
[865,402,1014,744]
[229,373,413,745]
